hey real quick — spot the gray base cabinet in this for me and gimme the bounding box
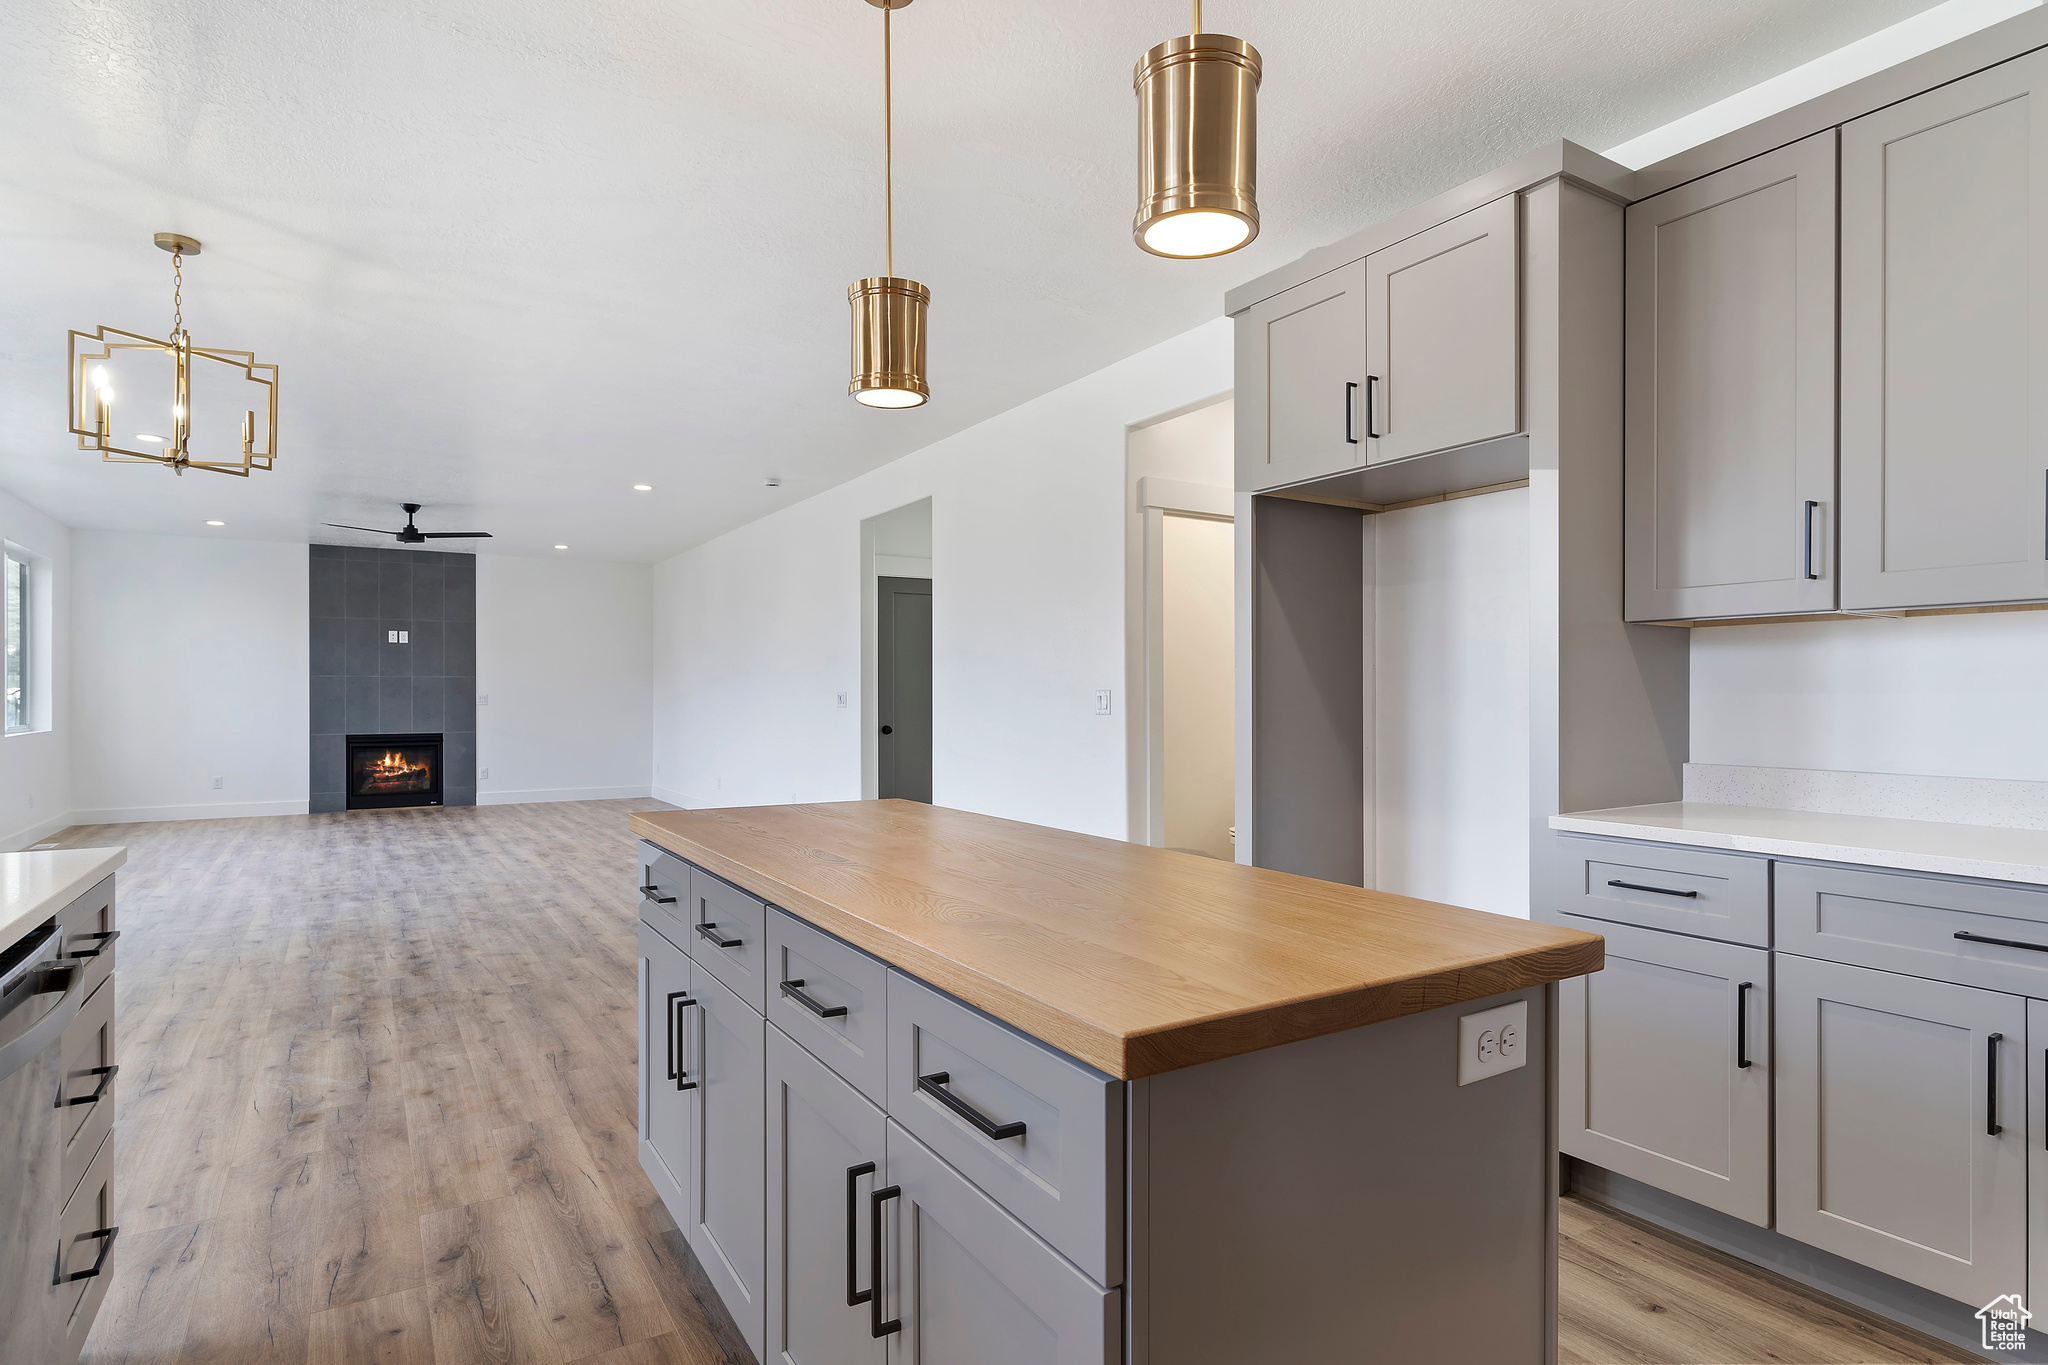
[638,923,695,1225]
[692,965,768,1360]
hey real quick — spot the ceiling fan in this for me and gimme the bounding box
[325,502,493,545]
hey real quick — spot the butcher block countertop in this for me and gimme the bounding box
[629,800,1604,1079]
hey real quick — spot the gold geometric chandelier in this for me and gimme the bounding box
[68,233,278,477]
[847,0,930,409]
[1133,0,1262,258]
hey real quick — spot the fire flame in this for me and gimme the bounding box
[372,750,427,778]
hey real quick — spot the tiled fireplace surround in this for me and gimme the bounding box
[309,545,476,813]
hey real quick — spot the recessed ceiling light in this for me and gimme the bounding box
[632,484,653,492]
[135,433,164,443]
[205,520,225,527]
[554,544,568,550]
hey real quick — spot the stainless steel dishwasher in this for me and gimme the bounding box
[0,919,89,1365]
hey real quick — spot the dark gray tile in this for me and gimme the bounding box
[345,618,382,677]
[343,544,385,562]
[409,619,445,678]
[345,675,380,732]
[442,786,476,809]
[310,543,345,560]
[310,734,345,794]
[378,675,412,732]
[343,560,381,619]
[380,621,414,677]
[311,674,346,736]
[444,560,475,623]
[309,791,346,814]
[378,561,413,619]
[310,559,346,618]
[312,617,347,676]
[411,675,445,732]
[411,563,445,622]
[444,731,476,785]
[444,678,476,733]
[445,620,475,677]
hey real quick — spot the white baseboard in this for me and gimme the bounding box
[477,784,655,806]
[67,798,311,826]
[4,810,82,852]
[651,786,694,809]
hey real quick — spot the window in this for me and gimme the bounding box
[3,552,27,735]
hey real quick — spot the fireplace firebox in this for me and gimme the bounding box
[345,733,444,810]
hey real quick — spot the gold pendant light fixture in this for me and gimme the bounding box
[848,0,930,409]
[1134,0,1262,258]
[68,233,278,476]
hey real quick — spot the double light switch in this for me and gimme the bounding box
[387,630,409,643]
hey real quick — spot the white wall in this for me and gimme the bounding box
[653,319,1234,835]
[71,531,310,822]
[1691,611,2048,780]
[0,486,72,848]
[476,555,653,803]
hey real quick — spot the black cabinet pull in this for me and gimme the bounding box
[58,1226,118,1285]
[1955,930,2048,955]
[781,979,849,1019]
[64,1064,118,1108]
[870,1184,902,1337]
[916,1071,1026,1140]
[846,1161,876,1307]
[695,922,742,950]
[1803,500,1821,580]
[1988,1032,2005,1137]
[1607,879,1699,899]
[64,930,120,960]
[1735,983,1753,1070]
[666,993,698,1091]
[1364,375,1381,439]
[639,881,676,906]
[1344,381,1359,444]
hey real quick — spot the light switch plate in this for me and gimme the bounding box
[1458,1000,1528,1086]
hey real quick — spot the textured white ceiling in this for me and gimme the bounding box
[0,0,1931,561]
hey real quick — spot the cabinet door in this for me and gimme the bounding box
[691,966,768,1361]
[1625,131,1837,622]
[1558,922,1771,1225]
[1841,50,2048,609]
[1777,954,2025,1305]
[882,1122,1118,1365]
[2030,999,2048,1319]
[1233,260,1368,491]
[768,1027,888,1365]
[638,922,695,1229]
[1364,194,1520,465]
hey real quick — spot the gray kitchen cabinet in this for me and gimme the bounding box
[767,1026,888,1365]
[1233,259,1368,491]
[637,922,695,1227]
[1841,49,2048,610]
[2031,998,2048,1320]
[1776,953,2025,1306]
[1559,921,1772,1225]
[690,965,768,1361]
[1624,131,1838,622]
[881,1121,1119,1365]
[1363,194,1520,465]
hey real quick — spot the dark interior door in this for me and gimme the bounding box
[876,576,932,803]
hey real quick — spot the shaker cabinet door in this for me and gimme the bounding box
[1364,194,1520,465]
[1234,260,1369,491]
[1558,922,1772,1226]
[1776,954,2026,1306]
[638,922,696,1229]
[691,966,768,1361]
[1841,49,2048,609]
[1624,131,1838,622]
[2029,999,2048,1319]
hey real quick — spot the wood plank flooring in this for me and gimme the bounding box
[45,799,1983,1365]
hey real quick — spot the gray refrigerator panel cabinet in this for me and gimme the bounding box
[1558,922,1772,1226]
[1841,49,2048,609]
[638,922,695,1229]
[1234,260,1369,491]
[1624,131,1839,622]
[1775,953,2026,1306]
[691,963,768,1361]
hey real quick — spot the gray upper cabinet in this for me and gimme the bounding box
[689,965,768,1361]
[1841,50,2048,610]
[1775,952,2026,1306]
[1364,194,1520,465]
[1234,260,1368,491]
[1624,132,1838,622]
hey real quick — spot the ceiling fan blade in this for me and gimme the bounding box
[420,531,493,538]
[325,524,400,534]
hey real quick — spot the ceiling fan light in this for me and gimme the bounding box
[848,277,930,408]
[1133,33,1261,259]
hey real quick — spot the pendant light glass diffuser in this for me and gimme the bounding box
[849,0,929,408]
[1134,2,1261,258]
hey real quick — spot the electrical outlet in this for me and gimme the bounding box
[836,691,848,709]
[480,767,490,780]
[478,693,489,706]
[26,794,35,811]
[1458,1000,1528,1086]
[211,776,224,790]
[1095,689,1113,716]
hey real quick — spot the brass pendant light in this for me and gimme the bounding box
[1134,0,1261,258]
[848,0,930,409]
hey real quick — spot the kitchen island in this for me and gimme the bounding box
[630,800,1602,1365]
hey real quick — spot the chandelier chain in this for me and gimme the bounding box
[171,248,188,347]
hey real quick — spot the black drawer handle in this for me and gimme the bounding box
[846,1161,876,1307]
[666,993,698,1092]
[639,881,677,906]
[1344,381,1359,444]
[64,930,120,960]
[781,979,849,1019]
[1989,1032,2005,1137]
[695,922,742,950]
[870,1184,901,1337]
[916,1071,1026,1141]
[1735,983,1753,1070]
[64,1064,118,1108]
[1607,879,1699,899]
[1956,930,2048,955]
[58,1226,118,1284]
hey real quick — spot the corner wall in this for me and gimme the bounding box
[0,486,72,848]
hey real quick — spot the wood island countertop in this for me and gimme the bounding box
[629,800,1604,1079]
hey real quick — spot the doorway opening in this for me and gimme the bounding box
[860,499,933,802]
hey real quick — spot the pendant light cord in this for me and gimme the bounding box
[884,3,894,280]
[1193,0,1201,34]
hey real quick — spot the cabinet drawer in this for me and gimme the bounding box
[1554,836,1769,945]
[768,909,886,1105]
[637,841,694,949]
[689,866,769,1014]
[886,971,1122,1287]
[59,1127,115,1363]
[1778,861,2048,993]
[56,876,117,1006]
[60,976,116,1210]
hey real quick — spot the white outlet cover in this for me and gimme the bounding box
[1457,1000,1528,1086]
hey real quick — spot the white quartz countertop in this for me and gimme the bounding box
[1551,803,2048,888]
[0,847,127,954]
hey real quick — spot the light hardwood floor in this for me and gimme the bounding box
[47,800,1981,1365]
